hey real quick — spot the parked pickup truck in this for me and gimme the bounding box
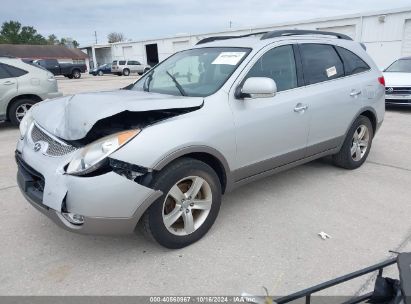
[33,59,87,79]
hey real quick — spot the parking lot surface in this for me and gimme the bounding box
[0,75,410,296]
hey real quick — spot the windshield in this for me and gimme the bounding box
[131,47,250,97]
[385,59,411,73]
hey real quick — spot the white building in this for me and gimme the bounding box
[82,6,411,70]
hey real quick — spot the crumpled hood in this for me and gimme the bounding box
[383,72,411,87]
[32,90,203,141]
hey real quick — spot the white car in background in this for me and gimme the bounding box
[383,57,411,107]
[0,57,62,125]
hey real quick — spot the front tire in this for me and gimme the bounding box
[98,70,104,76]
[8,98,38,126]
[333,115,373,169]
[142,158,222,249]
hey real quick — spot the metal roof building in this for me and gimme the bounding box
[82,6,411,70]
[0,44,88,62]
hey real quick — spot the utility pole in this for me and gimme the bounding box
[94,31,98,44]
[229,21,232,29]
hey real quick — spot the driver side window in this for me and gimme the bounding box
[245,45,297,92]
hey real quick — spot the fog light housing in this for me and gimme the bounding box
[62,212,84,225]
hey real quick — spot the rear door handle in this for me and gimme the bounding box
[294,103,308,112]
[350,89,362,97]
[2,81,15,85]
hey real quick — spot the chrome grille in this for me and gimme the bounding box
[385,87,411,95]
[31,124,77,156]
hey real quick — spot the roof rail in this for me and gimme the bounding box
[196,31,268,45]
[260,30,353,41]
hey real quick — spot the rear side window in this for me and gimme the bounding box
[245,45,298,92]
[300,44,344,85]
[112,61,117,65]
[3,64,27,77]
[0,64,10,79]
[335,46,370,75]
[119,61,126,65]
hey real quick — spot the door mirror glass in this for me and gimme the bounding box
[239,77,277,99]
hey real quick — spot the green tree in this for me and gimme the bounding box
[47,34,59,45]
[0,21,47,44]
[0,21,80,47]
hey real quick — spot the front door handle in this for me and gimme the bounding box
[294,103,308,112]
[350,89,362,97]
[3,81,15,85]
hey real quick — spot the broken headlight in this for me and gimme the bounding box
[66,129,140,176]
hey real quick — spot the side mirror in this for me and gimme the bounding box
[236,77,277,99]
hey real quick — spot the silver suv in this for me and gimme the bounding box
[16,30,385,248]
[111,60,151,76]
[0,57,62,125]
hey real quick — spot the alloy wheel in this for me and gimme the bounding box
[351,124,370,161]
[15,103,32,122]
[162,176,212,236]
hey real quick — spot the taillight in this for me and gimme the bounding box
[378,76,385,86]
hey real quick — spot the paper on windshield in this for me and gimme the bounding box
[212,52,246,65]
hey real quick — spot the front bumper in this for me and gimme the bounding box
[16,127,162,235]
[385,93,411,106]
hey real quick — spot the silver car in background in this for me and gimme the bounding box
[16,30,385,248]
[111,60,151,76]
[0,57,62,125]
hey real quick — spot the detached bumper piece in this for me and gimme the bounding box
[272,253,411,304]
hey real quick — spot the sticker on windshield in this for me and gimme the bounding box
[212,52,246,65]
[326,66,337,78]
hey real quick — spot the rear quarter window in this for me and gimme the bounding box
[300,43,344,85]
[335,46,370,75]
[119,61,126,65]
[2,63,27,77]
[0,64,10,79]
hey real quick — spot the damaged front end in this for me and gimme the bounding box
[16,90,204,235]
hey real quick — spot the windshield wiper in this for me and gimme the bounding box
[166,71,186,96]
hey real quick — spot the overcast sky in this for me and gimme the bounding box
[1,0,410,46]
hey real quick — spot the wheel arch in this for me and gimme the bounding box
[153,146,232,194]
[6,94,42,120]
[359,109,377,136]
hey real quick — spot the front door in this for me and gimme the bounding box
[229,44,310,181]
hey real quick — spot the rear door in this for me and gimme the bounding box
[299,43,371,155]
[0,63,17,116]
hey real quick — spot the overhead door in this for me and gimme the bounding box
[402,19,411,57]
[122,46,133,59]
[317,25,356,40]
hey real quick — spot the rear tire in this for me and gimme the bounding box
[332,115,373,169]
[8,98,38,126]
[142,158,222,249]
[72,69,81,79]
[123,68,130,76]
